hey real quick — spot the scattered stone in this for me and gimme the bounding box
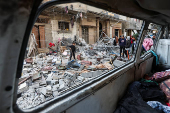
[52,75,59,80]
[31,72,41,81]
[53,91,59,97]
[92,70,102,77]
[18,82,28,93]
[31,83,40,89]
[77,76,85,82]
[113,59,125,67]
[18,39,127,110]
[78,65,85,71]
[59,83,65,91]
[39,80,47,86]
[52,84,60,91]
[81,72,93,78]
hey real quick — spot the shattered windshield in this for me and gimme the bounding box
[17,2,143,110]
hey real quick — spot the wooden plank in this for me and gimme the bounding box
[32,26,40,48]
[38,48,49,53]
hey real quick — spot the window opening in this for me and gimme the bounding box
[140,23,161,56]
[17,2,143,110]
[58,21,69,30]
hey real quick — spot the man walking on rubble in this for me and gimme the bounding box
[69,42,76,61]
[119,35,126,58]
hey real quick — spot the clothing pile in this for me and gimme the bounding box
[115,69,170,113]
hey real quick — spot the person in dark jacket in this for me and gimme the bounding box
[119,35,126,57]
[69,42,76,60]
[118,36,121,44]
[132,36,137,54]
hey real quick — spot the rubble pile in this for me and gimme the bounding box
[17,43,126,110]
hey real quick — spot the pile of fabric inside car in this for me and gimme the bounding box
[114,69,170,113]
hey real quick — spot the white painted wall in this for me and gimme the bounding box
[51,20,77,43]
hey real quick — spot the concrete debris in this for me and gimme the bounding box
[77,76,85,82]
[78,65,85,71]
[39,80,47,86]
[17,41,128,110]
[53,91,59,97]
[18,82,28,93]
[113,60,126,67]
[31,72,41,81]
[52,84,60,91]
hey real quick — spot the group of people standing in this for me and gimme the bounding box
[113,35,137,58]
[114,34,155,58]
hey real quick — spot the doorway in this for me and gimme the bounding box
[82,26,89,43]
[99,22,102,37]
[115,29,119,37]
[31,25,46,48]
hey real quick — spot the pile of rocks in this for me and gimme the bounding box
[17,45,125,110]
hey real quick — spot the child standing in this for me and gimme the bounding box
[69,42,76,60]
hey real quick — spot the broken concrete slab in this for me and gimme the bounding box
[77,76,85,82]
[42,71,49,74]
[46,85,52,90]
[52,84,60,91]
[31,72,41,81]
[78,65,85,71]
[81,71,102,78]
[51,80,59,85]
[52,75,59,80]
[113,59,125,67]
[39,80,47,86]
[53,91,59,97]
[42,66,53,71]
[22,68,28,74]
[37,61,43,66]
[47,57,53,63]
[64,72,77,81]
[81,72,93,78]
[40,87,52,97]
[19,82,28,93]
[92,70,102,77]
[23,64,33,68]
[59,83,65,91]
[30,83,40,89]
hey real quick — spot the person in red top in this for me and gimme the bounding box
[48,42,55,53]
[49,42,55,47]
[130,36,133,44]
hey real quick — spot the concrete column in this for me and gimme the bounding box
[96,17,99,41]
[106,20,110,37]
[112,27,115,38]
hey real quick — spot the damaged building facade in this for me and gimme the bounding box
[31,2,142,48]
